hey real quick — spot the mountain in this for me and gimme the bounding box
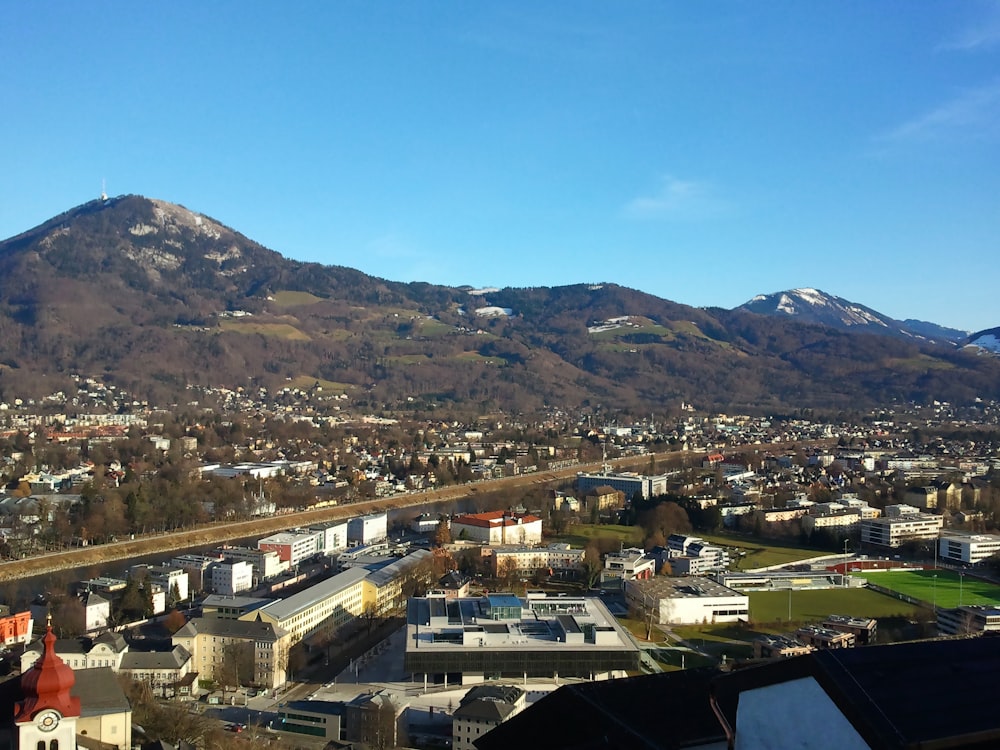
[964,328,1000,355]
[1,196,999,416]
[737,288,969,344]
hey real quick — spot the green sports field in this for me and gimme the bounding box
[863,569,1000,609]
[748,587,923,627]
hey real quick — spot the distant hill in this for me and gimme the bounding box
[736,288,969,344]
[964,328,1000,355]
[1,196,999,415]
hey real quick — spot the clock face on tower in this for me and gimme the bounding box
[36,710,61,733]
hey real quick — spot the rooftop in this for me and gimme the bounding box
[255,567,368,622]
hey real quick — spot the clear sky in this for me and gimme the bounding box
[2,2,998,332]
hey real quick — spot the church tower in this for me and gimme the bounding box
[14,626,80,750]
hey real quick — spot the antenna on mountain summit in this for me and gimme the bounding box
[100,179,108,202]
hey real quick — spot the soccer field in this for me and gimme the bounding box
[864,569,1000,609]
[748,587,923,626]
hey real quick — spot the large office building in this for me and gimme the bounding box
[258,530,321,567]
[404,592,639,685]
[246,567,368,642]
[936,605,1000,635]
[938,533,1000,566]
[575,471,669,501]
[860,513,943,548]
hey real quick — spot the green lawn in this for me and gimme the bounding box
[748,587,924,628]
[553,523,643,548]
[696,532,828,569]
[862,569,1000,608]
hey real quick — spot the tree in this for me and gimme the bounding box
[218,641,255,694]
[163,608,187,634]
[496,557,518,590]
[433,519,451,546]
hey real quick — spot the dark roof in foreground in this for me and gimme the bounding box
[713,635,1000,749]
[474,668,725,750]
[477,636,1000,750]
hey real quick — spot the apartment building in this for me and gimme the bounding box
[171,617,291,690]
[860,514,943,548]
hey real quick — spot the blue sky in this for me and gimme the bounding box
[2,2,999,332]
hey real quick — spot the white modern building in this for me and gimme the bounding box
[601,548,656,584]
[309,520,350,554]
[210,559,254,595]
[939,533,1000,566]
[212,546,287,580]
[348,512,388,545]
[624,576,749,625]
[576,471,669,500]
[258,529,321,566]
[666,535,729,574]
[147,566,190,603]
[860,513,943,548]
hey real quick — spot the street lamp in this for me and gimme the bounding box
[932,574,937,611]
[959,572,965,607]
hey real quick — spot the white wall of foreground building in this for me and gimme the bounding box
[735,677,869,750]
[939,533,1000,565]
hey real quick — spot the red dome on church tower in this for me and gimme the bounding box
[14,627,81,722]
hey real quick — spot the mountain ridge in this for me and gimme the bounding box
[1,195,998,416]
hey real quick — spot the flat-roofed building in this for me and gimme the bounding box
[624,577,749,625]
[404,592,639,685]
[821,615,877,645]
[209,559,254,596]
[309,520,350,554]
[258,530,321,567]
[245,567,369,642]
[937,605,1000,636]
[601,548,656,584]
[212,546,286,580]
[348,512,388,545]
[0,611,32,647]
[796,625,856,649]
[753,634,815,659]
[576,471,668,501]
[939,533,1000,566]
[666,535,729,574]
[860,513,942,548]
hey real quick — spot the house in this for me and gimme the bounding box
[453,685,525,750]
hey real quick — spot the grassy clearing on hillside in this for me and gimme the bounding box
[415,319,455,337]
[271,290,323,306]
[284,376,353,393]
[452,352,505,364]
[863,569,1000,608]
[220,321,311,340]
